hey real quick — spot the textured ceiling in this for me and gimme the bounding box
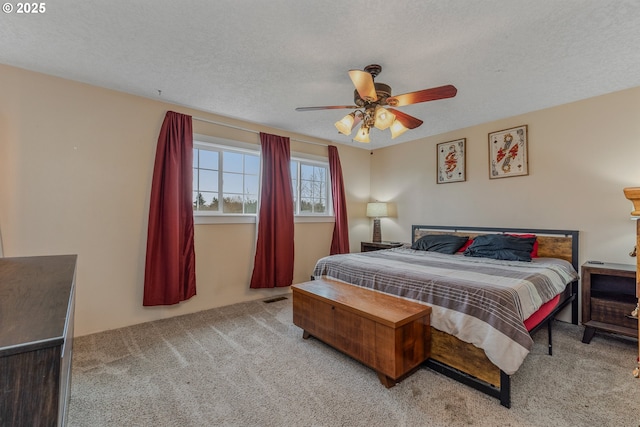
[1,1,639,149]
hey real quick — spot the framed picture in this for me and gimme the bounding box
[437,138,466,184]
[488,125,528,179]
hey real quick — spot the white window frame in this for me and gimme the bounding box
[193,135,260,224]
[193,134,335,225]
[291,152,334,222]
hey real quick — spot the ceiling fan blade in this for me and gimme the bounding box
[296,105,358,111]
[386,85,457,107]
[387,108,424,129]
[348,70,378,102]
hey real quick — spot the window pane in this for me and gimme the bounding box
[193,192,218,211]
[294,161,330,215]
[291,161,298,201]
[300,198,313,213]
[223,194,243,213]
[192,168,198,190]
[199,150,218,170]
[290,161,298,214]
[223,172,243,193]
[308,179,322,198]
[201,192,219,210]
[224,152,243,173]
[318,182,325,199]
[245,175,259,195]
[199,169,218,192]
[193,149,198,168]
[301,164,314,180]
[244,195,258,214]
[300,180,312,198]
[245,155,260,174]
[291,179,297,208]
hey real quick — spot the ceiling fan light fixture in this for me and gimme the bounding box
[353,125,371,143]
[373,106,395,130]
[352,113,362,128]
[296,65,457,143]
[335,113,356,135]
[390,119,409,139]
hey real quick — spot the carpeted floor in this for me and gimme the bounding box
[68,296,639,426]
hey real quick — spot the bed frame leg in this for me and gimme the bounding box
[500,370,511,408]
[547,319,553,356]
[426,359,511,408]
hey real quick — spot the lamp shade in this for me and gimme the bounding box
[374,106,395,130]
[389,119,409,139]
[335,113,355,135]
[366,202,388,218]
[353,125,370,143]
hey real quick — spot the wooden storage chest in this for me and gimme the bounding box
[292,278,431,387]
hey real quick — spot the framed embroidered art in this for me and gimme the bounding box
[437,138,466,184]
[489,125,528,179]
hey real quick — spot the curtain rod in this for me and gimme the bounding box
[192,115,329,147]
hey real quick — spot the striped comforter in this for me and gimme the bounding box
[312,246,579,375]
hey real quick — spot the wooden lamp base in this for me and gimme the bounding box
[623,186,640,378]
[372,218,382,243]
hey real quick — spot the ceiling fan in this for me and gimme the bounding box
[295,64,457,143]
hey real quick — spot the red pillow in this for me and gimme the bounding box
[507,233,538,258]
[457,238,474,253]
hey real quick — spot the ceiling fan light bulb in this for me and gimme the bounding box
[354,125,370,143]
[335,113,355,135]
[390,119,409,139]
[374,106,395,130]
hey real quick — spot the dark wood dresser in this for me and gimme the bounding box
[0,255,77,427]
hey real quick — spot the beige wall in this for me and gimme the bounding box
[2,62,639,335]
[0,64,370,336]
[370,86,640,321]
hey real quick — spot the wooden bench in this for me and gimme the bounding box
[292,278,432,387]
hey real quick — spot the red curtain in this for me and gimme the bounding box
[143,111,196,306]
[250,133,294,288]
[328,145,350,255]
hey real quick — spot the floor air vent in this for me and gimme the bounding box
[263,296,287,303]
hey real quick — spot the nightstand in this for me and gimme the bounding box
[361,241,404,252]
[581,261,637,343]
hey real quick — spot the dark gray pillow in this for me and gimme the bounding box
[411,234,469,254]
[463,234,535,262]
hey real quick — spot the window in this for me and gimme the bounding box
[193,141,260,215]
[193,135,332,222]
[291,159,331,216]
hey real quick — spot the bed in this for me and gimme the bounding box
[312,225,579,407]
